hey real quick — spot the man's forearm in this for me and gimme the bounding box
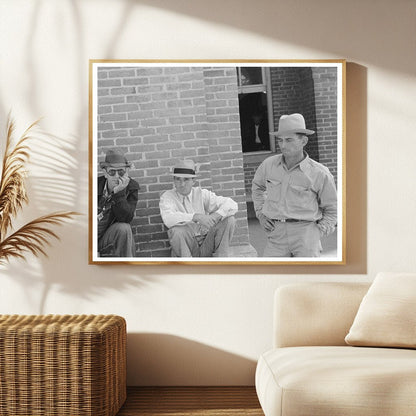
[214,199,238,218]
[317,209,337,236]
[112,191,137,223]
[193,213,218,229]
[251,180,266,217]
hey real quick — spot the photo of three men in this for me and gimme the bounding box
[94,63,342,262]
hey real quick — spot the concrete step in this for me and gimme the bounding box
[228,244,258,258]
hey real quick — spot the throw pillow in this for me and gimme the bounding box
[345,272,416,348]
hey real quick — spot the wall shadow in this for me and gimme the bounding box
[0,1,164,312]
[134,0,413,77]
[0,125,160,313]
[0,2,371,290]
[127,333,257,386]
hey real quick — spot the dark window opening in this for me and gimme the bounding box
[238,92,270,153]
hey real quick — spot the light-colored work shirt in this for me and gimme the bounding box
[252,154,337,235]
[159,187,238,229]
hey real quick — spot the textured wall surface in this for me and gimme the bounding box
[96,65,250,255]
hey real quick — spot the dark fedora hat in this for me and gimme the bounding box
[100,149,131,168]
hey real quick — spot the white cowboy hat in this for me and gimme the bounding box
[271,113,315,137]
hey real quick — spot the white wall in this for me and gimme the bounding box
[0,0,415,385]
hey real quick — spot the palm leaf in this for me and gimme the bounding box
[0,116,38,239]
[0,211,79,264]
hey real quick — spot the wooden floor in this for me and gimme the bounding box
[117,386,264,416]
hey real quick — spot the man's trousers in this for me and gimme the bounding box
[168,216,236,257]
[98,222,136,257]
[262,221,322,257]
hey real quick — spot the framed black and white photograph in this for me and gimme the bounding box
[89,60,345,265]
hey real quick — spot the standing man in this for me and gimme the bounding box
[159,160,238,257]
[97,149,140,257]
[252,113,337,257]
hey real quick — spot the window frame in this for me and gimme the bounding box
[237,67,275,153]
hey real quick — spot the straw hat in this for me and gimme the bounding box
[173,160,196,178]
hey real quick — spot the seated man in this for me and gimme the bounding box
[97,149,140,257]
[159,160,238,257]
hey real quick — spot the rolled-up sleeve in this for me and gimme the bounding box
[252,161,267,217]
[317,173,338,236]
[204,189,238,218]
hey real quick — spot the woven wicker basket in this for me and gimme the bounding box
[0,314,126,416]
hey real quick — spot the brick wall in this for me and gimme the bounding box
[202,68,250,246]
[270,67,319,161]
[96,66,250,257]
[311,67,338,183]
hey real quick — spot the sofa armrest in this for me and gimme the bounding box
[273,282,370,348]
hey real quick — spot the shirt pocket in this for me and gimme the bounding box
[289,184,315,207]
[266,179,282,202]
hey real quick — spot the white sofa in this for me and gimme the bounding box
[255,281,416,416]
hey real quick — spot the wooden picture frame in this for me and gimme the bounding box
[89,60,346,264]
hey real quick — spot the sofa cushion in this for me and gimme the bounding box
[256,346,416,416]
[345,272,416,348]
[274,282,370,348]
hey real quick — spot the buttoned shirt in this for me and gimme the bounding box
[159,187,238,229]
[252,154,337,235]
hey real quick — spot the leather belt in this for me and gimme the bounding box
[273,218,303,223]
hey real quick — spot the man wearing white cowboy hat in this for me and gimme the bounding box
[252,113,337,257]
[97,148,140,257]
[159,160,238,257]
